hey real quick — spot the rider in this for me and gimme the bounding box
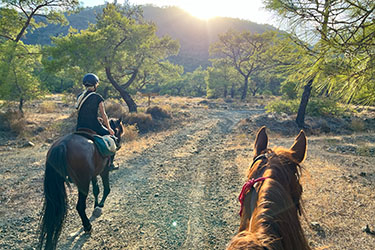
[76,73,118,170]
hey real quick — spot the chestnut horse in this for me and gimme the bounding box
[227,126,311,250]
[38,119,124,250]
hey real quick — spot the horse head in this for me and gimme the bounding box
[228,126,310,250]
[110,118,125,146]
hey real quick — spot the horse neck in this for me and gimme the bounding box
[248,161,310,250]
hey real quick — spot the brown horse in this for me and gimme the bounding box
[227,126,311,250]
[38,119,124,250]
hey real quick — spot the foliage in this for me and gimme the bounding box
[210,30,279,100]
[206,60,241,98]
[182,67,208,97]
[44,2,180,112]
[1,0,79,43]
[266,97,349,117]
[0,41,44,111]
[280,80,298,100]
[263,0,375,104]
[0,0,79,112]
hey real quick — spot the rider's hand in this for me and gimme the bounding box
[109,128,115,136]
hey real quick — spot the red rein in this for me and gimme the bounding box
[238,177,268,216]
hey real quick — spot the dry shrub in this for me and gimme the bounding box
[0,110,27,135]
[146,106,171,120]
[122,113,154,133]
[105,100,127,119]
[350,118,365,132]
[40,101,57,113]
[122,124,138,142]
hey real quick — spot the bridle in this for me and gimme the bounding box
[238,153,271,217]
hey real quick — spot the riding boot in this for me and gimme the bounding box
[108,155,119,171]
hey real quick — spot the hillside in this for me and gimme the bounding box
[23,5,275,71]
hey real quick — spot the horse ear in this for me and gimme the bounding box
[290,130,307,163]
[254,126,268,159]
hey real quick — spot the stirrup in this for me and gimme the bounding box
[108,163,119,171]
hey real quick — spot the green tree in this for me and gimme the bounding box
[45,3,179,112]
[264,0,375,125]
[206,60,241,98]
[182,67,208,97]
[139,61,183,94]
[0,41,43,111]
[0,0,79,112]
[209,30,275,100]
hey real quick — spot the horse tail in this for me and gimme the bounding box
[38,143,68,250]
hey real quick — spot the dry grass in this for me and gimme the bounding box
[39,101,57,113]
[122,124,139,142]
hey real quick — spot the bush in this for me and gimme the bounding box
[266,98,349,117]
[40,101,57,113]
[265,99,299,115]
[122,113,154,133]
[351,118,365,132]
[145,106,171,120]
[280,81,298,100]
[105,100,127,119]
[122,124,138,142]
[306,98,348,117]
[0,110,27,135]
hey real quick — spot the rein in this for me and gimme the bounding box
[238,153,269,216]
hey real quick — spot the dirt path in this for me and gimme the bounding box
[56,108,262,249]
[1,103,375,250]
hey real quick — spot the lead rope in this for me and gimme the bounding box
[238,153,269,216]
[238,177,268,216]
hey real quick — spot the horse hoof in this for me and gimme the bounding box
[92,206,102,218]
[84,224,92,233]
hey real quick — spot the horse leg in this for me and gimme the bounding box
[92,177,100,208]
[76,190,92,232]
[98,169,111,207]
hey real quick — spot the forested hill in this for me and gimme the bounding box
[24,5,274,71]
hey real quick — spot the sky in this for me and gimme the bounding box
[81,0,277,26]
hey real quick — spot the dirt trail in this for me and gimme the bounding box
[2,102,374,250]
[55,108,263,249]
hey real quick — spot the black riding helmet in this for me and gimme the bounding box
[82,73,99,86]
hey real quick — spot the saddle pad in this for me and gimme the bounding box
[93,135,117,157]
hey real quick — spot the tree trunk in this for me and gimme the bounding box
[102,86,110,99]
[241,77,249,100]
[19,97,24,115]
[223,86,228,98]
[230,83,235,98]
[105,67,137,112]
[296,79,313,128]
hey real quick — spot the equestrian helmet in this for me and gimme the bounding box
[82,73,99,86]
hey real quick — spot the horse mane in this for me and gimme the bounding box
[228,147,311,250]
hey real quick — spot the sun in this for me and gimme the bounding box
[181,2,221,20]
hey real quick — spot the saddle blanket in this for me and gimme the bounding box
[93,135,117,157]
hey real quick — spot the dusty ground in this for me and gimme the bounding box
[0,95,374,249]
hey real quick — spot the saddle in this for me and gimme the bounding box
[74,129,117,157]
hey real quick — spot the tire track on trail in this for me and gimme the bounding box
[60,109,263,250]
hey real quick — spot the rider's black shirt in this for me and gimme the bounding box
[76,91,109,135]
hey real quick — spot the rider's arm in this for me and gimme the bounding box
[99,102,115,135]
